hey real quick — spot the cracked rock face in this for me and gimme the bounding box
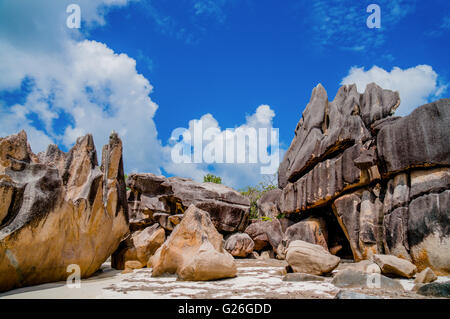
[126,173,250,234]
[277,82,450,275]
[0,131,129,292]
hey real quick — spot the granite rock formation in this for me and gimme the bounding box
[0,131,129,292]
[126,173,250,234]
[277,83,450,275]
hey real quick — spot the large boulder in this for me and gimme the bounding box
[224,233,254,257]
[150,205,237,281]
[285,240,340,275]
[0,131,129,292]
[126,173,250,234]
[377,99,450,175]
[244,219,283,253]
[112,224,165,269]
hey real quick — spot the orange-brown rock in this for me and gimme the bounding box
[150,205,237,281]
[0,131,129,292]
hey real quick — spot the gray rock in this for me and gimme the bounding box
[334,290,380,299]
[331,269,404,291]
[377,98,450,174]
[416,281,450,298]
[256,189,282,219]
[126,173,250,233]
[282,272,326,282]
[278,83,398,188]
[244,219,283,253]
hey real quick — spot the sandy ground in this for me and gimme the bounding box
[0,259,448,299]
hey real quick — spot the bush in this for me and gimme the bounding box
[203,173,222,184]
[239,174,277,220]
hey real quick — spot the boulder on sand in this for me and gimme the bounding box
[285,240,340,275]
[150,205,237,281]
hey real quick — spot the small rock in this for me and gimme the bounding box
[331,269,404,291]
[334,290,380,299]
[337,260,381,274]
[414,267,437,284]
[283,273,326,282]
[372,254,417,278]
[259,251,271,260]
[416,281,450,298]
[122,260,144,274]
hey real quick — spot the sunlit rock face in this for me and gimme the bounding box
[0,131,129,292]
[277,83,450,275]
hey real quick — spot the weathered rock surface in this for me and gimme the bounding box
[285,240,340,275]
[416,281,450,298]
[278,83,397,189]
[282,272,326,282]
[414,267,437,284]
[224,233,254,257]
[127,173,250,234]
[331,269,404,291]
[334,290,380,299]
[276,82,449,275]
[372,254,417,278]
[0,131,129,292]
[336,260,381,274]
[112,224,165,270]
[150,205,237,281]
[377,99,450,175]
[284,217,328,250]
[244,219,283,253]
[256,189,282,219]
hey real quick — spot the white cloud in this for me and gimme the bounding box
[0,0,282,189]
[163,105,283,189]
[0,0,163,174]
[341,65,448,116]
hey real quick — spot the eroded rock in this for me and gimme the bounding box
[0,131,129,292]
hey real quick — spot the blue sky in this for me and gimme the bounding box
[0,0,449,188]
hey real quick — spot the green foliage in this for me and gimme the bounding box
[203,173,222,184]
[239,174,278,220]
[124,174,130,191]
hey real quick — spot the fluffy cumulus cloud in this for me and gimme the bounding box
[0,0,164,173]
[341,65,448,116]
[163,105,282,188]
[0,0,281,188]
